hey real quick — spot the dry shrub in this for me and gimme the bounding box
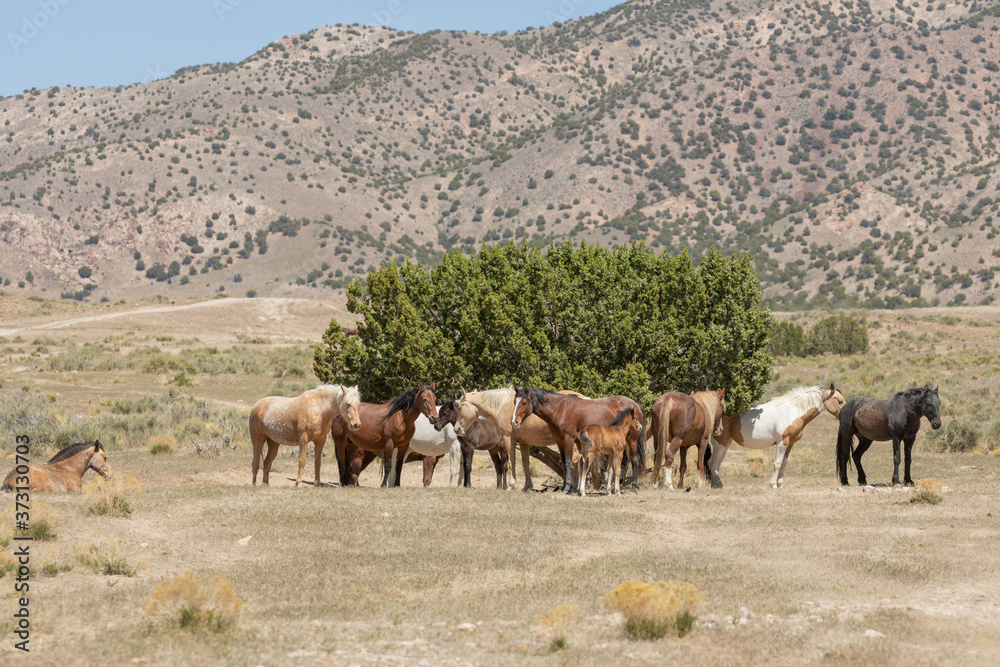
[145,570,242,632]
[604,580,703,639]
[914,478,951,495]
[148,433,177,455]
[83,471,144,517]
[533,604,578,652]
[76,539,138,576]
[2,502,58,541]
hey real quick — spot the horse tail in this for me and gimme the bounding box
[702,437,712,470]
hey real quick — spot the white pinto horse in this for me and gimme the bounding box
[708,384,845,489]
[386,412,462,487]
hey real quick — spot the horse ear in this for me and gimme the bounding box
[430,381,435,391]
[94,440,102,451]
[829,382,836,392]
[719,388,726,398]
[923,383,931,392]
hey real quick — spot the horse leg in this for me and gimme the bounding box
[422,455,439,487]
[651,426,664,489]
[519,437,534,492]
[696,438,708,489]
[381,442,395,488]
[313,437,325,487]
[462,441,473,488]
[334,434,348,486]
[770,437,790,489]
[393,445,407,488]
[489,449,503,489]
[294,435,310,487]
[663,438,682,490]
[499,445,510,490]
[853,438,873,486]
[709,441,729,489]
[251,431,264,485]
[448,436,461,487]
[262,439,280,485]
[891,437,902,486]
[612,449,622,495]
[777,435,799,488]
[560,439,575,494]
[678,446,687,490]
[903,436,916,486]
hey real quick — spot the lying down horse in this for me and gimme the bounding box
[2,440,110,492]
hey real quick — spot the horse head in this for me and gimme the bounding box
[433,400,458,433]
[823,383,846,418]
[89,440,111,480]
[416,382,439,422]
[713,388,726,436]
[921,384,942,430]
[340,385,363,431]
[511,386,533,428]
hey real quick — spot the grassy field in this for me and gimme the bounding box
[2,295,1000,665]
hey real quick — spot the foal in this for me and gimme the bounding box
[436,400,510,489]
[577,407,639,496]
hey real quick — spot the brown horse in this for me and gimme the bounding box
[2,440,110,492]
[250,384,362,487]
[333,383,439,487]
[436,400,510,489]
[511,387,646,494]
[457,387,590,492]
[650,389,725,490]
[577,407,642,496]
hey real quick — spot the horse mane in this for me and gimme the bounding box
[894,387,927,399]
[468,387,513,418]
[522,387,557,407]
[383,385,431,421]
[609,406,634,427]
[692,391,721,424]
[768,386,825,413]
[47,441,96,464]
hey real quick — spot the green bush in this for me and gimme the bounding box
[770,321,805,357]
[804,315,869,355]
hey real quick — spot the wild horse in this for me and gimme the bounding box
[349,413,462,487]
[837,385,941,486]
[332,383,439,487]
[435,400,510,489]
[250,384,362,487]
[650,389,725,490]
[2,440,110,492]
[511,387,646,494]
[710,384,845,489]
[577,407,642,496]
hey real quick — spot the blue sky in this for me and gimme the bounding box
[0,0,619,97]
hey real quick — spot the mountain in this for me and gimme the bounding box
[2,0,999,309]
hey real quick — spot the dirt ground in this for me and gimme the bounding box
[2,296,1000,665]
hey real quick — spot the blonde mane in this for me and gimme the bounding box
[692,390,722,424]
[316,383,361,404]
[465,386,514,421]
[766,386,824,414]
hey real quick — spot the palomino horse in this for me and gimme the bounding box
[250,384,362,487]
[436,400,510,489]
[2,440,110,492]
[457,387,589,492]
[332,383,439,487]
[709,384,845,489]
[837,385,941,487]
[577,407,643,496]
[349,413,462,487]
[511,387,646,494]
[650,389,725,489]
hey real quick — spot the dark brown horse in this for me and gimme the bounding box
[436,400,510,489]
[2,440,110,492]
[511,387,646,494]
[650,389,725,490]
[837,385,942,486]
[332,383,439,487]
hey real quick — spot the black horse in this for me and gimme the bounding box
[836,385,941,486]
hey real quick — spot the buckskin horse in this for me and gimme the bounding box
[650,389,725,490]
[2,440,110,492]
[837,385,941,487]
[435,400,510,489]
[250,384,362,487]
[709,384,845,489]
[332,383,439,488]
[511,387,646,494]
[577,407,642,497]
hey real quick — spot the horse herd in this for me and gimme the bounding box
[1,381,942,494]
[245,381,943,495]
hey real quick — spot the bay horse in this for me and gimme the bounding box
[457,387,590,492]
[650,389,725,490]
[250,384,362,487]
[577,407,642,496]
[837,385,941,487]
[332,383,439,488]
[435,400,510,489]
[511,387,646,494]
[348,413,462,487]
[1,440,110,492]
[709,384,845,489]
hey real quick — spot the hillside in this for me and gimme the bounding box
[2,0,1000,309]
